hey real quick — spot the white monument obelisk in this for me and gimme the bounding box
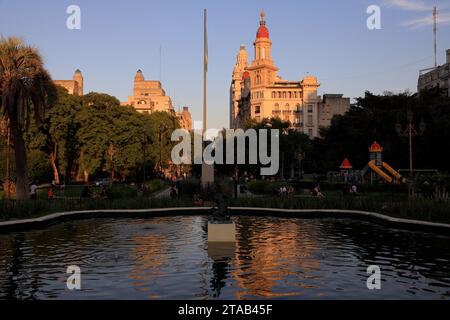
[201,8,214,188]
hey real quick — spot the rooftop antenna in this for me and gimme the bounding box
[433,6,437,67]
[159,45,162,82]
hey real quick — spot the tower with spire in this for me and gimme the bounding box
[229,10,350,139]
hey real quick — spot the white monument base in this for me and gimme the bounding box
[208,222,236,242]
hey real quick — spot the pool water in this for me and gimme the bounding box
[0,215,449,300]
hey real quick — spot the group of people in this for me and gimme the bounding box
[278,185,295,197]
[311,185,325,198]
[29,180,59,200]
[342,183,358,196]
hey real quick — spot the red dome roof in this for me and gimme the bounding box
[242,71,250,80]
[257,25,269,39]
[369,141,383,153]
[340,158,353,169]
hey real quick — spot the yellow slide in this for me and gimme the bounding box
[382,162,405,183]
[368,160,404,184]
[368,161,393,183]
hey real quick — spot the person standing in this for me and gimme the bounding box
[30,180,38,200]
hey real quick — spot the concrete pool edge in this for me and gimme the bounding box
[0,206,449,235]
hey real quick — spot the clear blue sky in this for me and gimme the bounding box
[1,0,449,130]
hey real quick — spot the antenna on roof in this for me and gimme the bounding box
[433,6,437,67]
[159,46,162,82]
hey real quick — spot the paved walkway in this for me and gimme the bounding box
[152,187,171,199]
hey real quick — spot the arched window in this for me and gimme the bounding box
[286,103,290,110]
[278,91,281,98]
[272,91,276,99]
[288,92,292,99]
[274,103,280,110]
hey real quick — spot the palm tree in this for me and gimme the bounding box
[0,37,56,200]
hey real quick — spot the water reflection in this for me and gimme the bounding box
[208,242,235,298]
[0,215,449,299]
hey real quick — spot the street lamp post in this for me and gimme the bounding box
[395,111,426,197]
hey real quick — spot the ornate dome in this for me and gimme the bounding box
[256,10,269,39]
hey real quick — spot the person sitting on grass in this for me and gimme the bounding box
[312,184,325,198]
[194,192,203,206]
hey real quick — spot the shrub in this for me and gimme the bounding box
[106,184,138,199]
[148,179,166,193]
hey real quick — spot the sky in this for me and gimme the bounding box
[1,0,449,130]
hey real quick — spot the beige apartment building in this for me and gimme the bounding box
[121,69,192,131]
[121,69,174,113]
[418,49,450,97]
[230,11,349,138]
[54,69,84,96]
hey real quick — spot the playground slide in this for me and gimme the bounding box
[368,161,393,183]
[382,162,405,183]
[368,160,404,184]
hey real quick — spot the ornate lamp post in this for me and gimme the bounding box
[395,111,426,197]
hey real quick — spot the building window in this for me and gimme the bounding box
[274,103,280,110]
[278,91,281,98]
[255,106,261,114]
[308,104,313,113]
[282,92,287,99]
[308,129,313,137]
[288,92,292,99]
[272,91,276,99]
[308,115,313,124]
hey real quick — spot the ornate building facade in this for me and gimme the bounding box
[121,69,174,113]
[230,11,349,138]
[121,69,192,131]
[54,69,83,96]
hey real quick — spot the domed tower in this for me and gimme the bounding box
[230,45,249,128]
[233,44,249,81]
[73,69,83,96]
[254,10,272,63]
[248,10,278,88]
[134,69,145,82]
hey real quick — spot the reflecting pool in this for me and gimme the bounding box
[0,215,449,299]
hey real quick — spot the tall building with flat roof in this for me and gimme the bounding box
[230,11,349,138]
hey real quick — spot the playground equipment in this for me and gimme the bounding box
[366,142,406,184]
